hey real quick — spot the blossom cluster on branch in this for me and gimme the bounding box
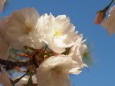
[0,8,88,86]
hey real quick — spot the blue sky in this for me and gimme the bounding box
[0,0,115,86]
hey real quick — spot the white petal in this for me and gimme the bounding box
[0,34,9,59]
[7,8,44,49]
[102,14,115,34]
[109,5,115,15]
[16,75,38,86]
[69,34,87,74]
[37,55,77,86]
[0,67,12,86]
[39,14,78,53]
[102,5,115,35]
[0,0,6,12]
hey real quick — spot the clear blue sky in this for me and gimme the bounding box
[0,0,115,86]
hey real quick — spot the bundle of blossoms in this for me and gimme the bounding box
[0,8,88,86]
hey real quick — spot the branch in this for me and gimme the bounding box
[103,0,114,13]
[0,58,38,70]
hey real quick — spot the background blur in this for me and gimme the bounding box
[0,0,115,86]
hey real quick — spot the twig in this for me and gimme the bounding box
[0,58,38,69]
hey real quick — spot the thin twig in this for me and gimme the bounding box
[0,58,38,69]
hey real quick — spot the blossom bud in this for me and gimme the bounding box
[94,11,106,24]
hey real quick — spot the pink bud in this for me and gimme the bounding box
[94,11,106,24]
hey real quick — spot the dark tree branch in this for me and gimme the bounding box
[0,58,38,69]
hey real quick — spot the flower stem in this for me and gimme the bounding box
[103,0,114,13]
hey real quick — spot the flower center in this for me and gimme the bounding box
[24,21,34,33]
[52,66,63,75]
[24,26,32,33]
[54,29,62,37]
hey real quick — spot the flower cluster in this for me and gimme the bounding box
[0,8,87,86]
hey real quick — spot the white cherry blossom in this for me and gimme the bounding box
[0,16,25,50]
[38,14,78,53]
[7,8,44,49]
[37,55,77,86]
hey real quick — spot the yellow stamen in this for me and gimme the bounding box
[54,29,62,37]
